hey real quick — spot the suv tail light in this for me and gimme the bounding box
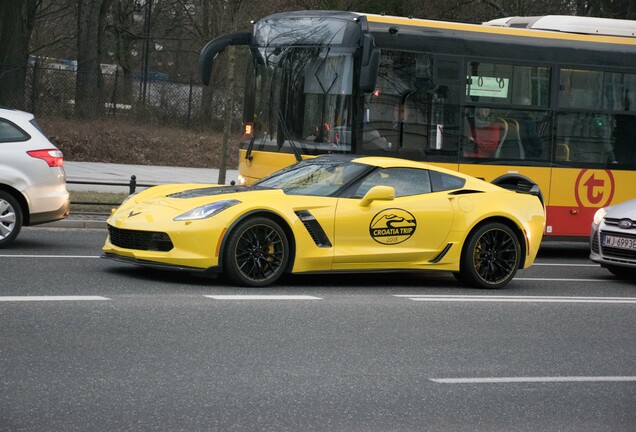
[27,149,64,167]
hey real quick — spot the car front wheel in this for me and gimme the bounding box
[223,217,289,287]
[0,191,23,248]
[457,222,521,289]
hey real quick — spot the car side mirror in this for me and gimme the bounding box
[360,185,395,207]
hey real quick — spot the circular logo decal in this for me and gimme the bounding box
[574,169,615,208]
[369,208,417,245]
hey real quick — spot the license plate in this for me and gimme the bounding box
[602,234,636,250]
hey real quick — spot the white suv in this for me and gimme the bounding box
[0,107,69,247]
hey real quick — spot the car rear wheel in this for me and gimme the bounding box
[223,217,289,287]
[0,191,23,248]
[457,222,521,289]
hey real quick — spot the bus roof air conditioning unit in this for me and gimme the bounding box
[482,15,636,38]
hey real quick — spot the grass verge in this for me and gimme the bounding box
[70,191,129,214]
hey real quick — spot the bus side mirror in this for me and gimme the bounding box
[359,34,380,92]
[199,32,252,86]
[360,186,395,207]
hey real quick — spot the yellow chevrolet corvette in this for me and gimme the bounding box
[102,155,545,288]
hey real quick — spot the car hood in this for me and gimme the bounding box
[605,198,636,220]
[116,183,286,214]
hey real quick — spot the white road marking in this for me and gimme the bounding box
[0,255,100,258]
[395,295,636,304]
[0,296,110,302]
[532,263,599,267]
[205,295,322,300]
[430,376,636,384]
[515,278,606,282]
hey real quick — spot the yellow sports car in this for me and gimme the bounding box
[102,155,545,288]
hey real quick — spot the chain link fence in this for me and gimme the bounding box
[1,61,242,131]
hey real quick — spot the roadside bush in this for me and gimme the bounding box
[39,117,239,169]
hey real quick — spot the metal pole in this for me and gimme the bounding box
[187,77,193,128]
[141,0,152,106]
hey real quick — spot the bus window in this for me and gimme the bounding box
[555,111,636,166]
[559,69,603,109]
[467,62,512,103]
[362,50,460,159]
[462,106,550,161]
[557,68,636,166]
[603,71,636,112]
[556,112,615,164]
[511,66,550,108]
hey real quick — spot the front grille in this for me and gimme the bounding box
[599,230,636,262]
[591,232,599,254]
[108,225,173,252]
[604,217,636,228]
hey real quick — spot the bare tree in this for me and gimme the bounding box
[0,0,38,109]
[75,0,112,118]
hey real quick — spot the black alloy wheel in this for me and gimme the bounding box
[223,217,289,287]
[456,222,521,289]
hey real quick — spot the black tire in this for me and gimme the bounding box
[458,222,521,289]
[606,265,636,279]
[223,217,289,287]
[0,191,23,248]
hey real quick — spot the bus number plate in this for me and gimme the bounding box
[602,234,636,250]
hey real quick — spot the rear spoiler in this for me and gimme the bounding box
[492,174,544,206]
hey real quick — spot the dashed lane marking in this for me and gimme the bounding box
[0,296,110,302]
[204,295,322,300]
[395,295,636,304]
[430,376,636,384]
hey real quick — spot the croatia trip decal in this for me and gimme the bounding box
[369,209,417,245]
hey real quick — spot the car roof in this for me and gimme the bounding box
[0,106,35,122]
[349,155,472,179]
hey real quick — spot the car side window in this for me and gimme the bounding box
[0,119,29,142]
[430,170,466,192]
[353,168,432,198]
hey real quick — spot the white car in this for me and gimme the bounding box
[590,198,636,278]
[0,107,69,247]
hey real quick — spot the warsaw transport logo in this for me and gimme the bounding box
[369,209,417,245]
[574,169,615,208]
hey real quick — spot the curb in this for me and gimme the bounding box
[37,219,107,229]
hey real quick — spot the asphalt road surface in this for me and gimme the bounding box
[2,227,635,431]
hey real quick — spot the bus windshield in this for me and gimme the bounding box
[246,46,354,155]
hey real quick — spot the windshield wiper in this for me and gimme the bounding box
[277,109,302,162]
[245,135,255,161]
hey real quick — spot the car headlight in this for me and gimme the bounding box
[174,199,240,221]
[593,207,607,225]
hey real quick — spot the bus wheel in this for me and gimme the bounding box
[0,191,23,248]
[223,217,289,287]
[458,222,520,289]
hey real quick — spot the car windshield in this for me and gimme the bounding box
[254,158,372,196]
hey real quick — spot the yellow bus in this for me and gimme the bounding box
[199,11,636,240]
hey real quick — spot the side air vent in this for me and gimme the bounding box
[295,210,332,248]
[429,243,453,263]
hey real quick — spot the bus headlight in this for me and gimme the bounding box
[237,174,247,185]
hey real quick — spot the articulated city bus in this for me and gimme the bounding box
[198,11,636,239]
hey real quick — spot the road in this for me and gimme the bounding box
[1,227,635,431]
